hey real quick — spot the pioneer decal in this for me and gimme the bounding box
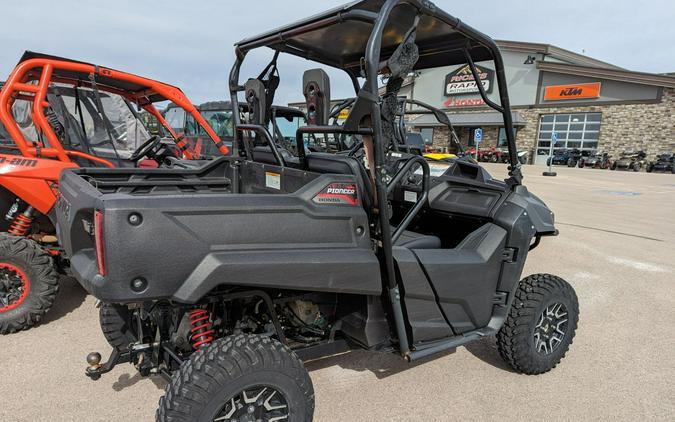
[444,64,494,96]
[312,182,359,205]
[0,156,38,167]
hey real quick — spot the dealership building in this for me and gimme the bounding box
[395,40,674,164]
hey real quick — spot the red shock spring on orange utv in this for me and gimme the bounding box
[188,308,214,350]
[8,207,35,236]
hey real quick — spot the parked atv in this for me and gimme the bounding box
[579,151,611,169]
[57,2,579,421]
[0,52,227,334]
[611,150,647,171]
[546,149,582,167]
[646,153,675,173]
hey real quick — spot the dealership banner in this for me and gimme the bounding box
[444,64,494,96]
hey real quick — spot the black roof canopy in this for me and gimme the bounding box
[235,0,494,74]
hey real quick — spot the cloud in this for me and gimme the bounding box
[1,0,672,106]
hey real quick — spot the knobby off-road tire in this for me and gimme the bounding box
[99,303,137,351]
[0,234,59,334]
[157,334,315,422]
[497,274,579,375]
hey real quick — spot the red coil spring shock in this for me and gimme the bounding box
[189,308,214,350]
[8,208,35,236]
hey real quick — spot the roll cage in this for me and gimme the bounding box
[230,0,519,175]
[0,51,229,167]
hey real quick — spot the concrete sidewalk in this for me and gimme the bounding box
[1,164,673,421]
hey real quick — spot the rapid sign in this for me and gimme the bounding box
[444,64,494,96]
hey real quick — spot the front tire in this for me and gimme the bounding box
[497,274,579,375]
[0,234,59,334]
[157,334,314,422]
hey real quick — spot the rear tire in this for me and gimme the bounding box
[99,303,137,351]
[610,161,617,170]
[0,234,59,334]
[157,334,314,422]
[497,274,579,375]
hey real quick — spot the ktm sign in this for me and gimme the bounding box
[544,82,601,101]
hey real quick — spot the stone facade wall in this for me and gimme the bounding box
[415,125,500,152]
[411,88,674,161]
[516,88,674,160]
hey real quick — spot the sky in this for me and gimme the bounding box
[1,0,673,105]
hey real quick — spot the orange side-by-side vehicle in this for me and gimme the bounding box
[0,51,229,334]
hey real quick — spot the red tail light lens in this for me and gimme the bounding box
[94,210,106,276]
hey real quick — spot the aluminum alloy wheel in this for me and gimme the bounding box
[533,302,568,355]
[213,385,289,422]
[0,263,29,312]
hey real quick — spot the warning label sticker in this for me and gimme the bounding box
[265,172,281,190]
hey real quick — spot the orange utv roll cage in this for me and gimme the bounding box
[0,51,229,168]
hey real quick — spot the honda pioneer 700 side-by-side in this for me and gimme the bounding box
[0,52,229,334]
[57,1,579,421]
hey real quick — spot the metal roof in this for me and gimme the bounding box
[410,111,526,127]
[495,40,624,70]
[537,61,675,89]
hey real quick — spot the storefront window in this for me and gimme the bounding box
[498,127,517,147]
[420,128,434,146]
[536,112,601,155]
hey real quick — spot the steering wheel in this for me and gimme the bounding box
[129,136,162,162]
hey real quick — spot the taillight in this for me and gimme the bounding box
[94,210,106,276]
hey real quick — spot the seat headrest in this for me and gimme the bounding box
[303,69,330,126]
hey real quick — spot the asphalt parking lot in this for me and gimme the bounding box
[1,164,673,421]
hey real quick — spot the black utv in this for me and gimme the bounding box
[546,148,585,167]
[646,153,675,173]
[611,150,647,171]
[56,1,579,421]
[579,151,611,169]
